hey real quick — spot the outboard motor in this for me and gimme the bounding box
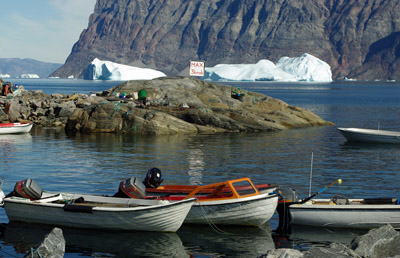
[113,177,146,199]
[277,187,298,203]
[14,179,43,200]
[275,187,299,233]
[143,167,163,188]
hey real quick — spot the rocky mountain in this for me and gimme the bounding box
[0,58,62,78]
[52,0,400,81]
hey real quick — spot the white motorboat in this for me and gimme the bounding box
[0,122,33,134]
[288,197,400,229]
[145,177,279,226]
[0,184,195,233]
[338,127,400,144]
[184,192,278,226]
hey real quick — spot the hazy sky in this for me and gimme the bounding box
[0,0,96,64]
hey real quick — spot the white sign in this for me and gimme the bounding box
[189,61,205,77]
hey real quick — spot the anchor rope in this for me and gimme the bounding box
[197,200,232,235]
[31,247,43,258]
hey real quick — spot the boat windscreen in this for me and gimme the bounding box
[232,181,257,196]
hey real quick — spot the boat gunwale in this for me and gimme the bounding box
[289,198,400,210]
[0,122,33,128]
[3,195,196,212]
[338,127,400,137]
[190,192,278,206]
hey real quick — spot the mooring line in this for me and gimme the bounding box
[197,200,232,235]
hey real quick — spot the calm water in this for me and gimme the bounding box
[1,79,400,257]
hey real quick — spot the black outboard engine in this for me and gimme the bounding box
[276,187,299,233]
[143,167,163,188]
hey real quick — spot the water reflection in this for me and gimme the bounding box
[273,225,368,251]
[178,224,275,257]
[187,148,205,185]
[1,222,189,257]
[0,134,32,169]
[0,222,277,257]
[0,134,32,145]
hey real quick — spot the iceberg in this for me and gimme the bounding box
[0,74,11,78]
[276,53,332,82]
[85,58,166,81]
[21,74,40,79]
[204,60,296,82]
[204,53,332,82]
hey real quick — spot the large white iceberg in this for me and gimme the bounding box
[85,58,166,81]
[276,53,332,82]
[204,53,332,82]
[204,60,296,82]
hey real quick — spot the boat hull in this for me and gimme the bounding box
[289,199,400,229]
[185,193,279,226]
[0,123,33,134]
[3,193,194,232]
[338,127,400,144]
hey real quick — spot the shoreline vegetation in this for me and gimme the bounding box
[0,77,332,134]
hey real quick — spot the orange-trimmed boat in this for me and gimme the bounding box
[146,182,277,196]
[146,178,279,226]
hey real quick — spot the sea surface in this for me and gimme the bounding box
[1,78,400,257]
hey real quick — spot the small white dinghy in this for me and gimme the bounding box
[0,179,195,233]
[0,122,33,134]
[338,127,400,144]
[277,179,400,230]
[289,197,400,229]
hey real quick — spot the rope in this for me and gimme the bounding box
[110,102,121,118]
[197,200,232,235]
[31,247,43,258]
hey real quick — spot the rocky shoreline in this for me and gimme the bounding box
[1,77,332,134]
[266,224,400,258]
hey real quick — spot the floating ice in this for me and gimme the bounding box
[204,53,332,82]
[0,74,11,78]
[21,74,40,79]
[276,53,332,82]
[85,58,166,81]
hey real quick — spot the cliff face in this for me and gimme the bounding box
[52,0,400,80]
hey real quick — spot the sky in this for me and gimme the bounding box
[0,0,96,64]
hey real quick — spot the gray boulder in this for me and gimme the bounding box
[350,224,400,258]
[304,243,360,258]
[265,248,304,258]
[24,227,65,258]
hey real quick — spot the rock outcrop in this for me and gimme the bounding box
[0,77,331,134]
[66,77,330,134]
[52,0,400,81]
[264,225,400,258]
